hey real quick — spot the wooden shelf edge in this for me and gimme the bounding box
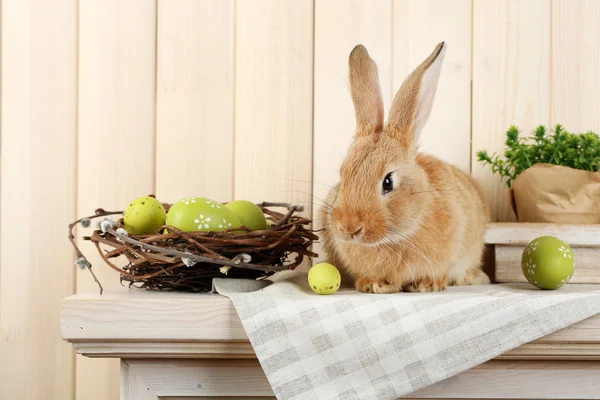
[497,343,600,360]
[71,340,256,359]
[61,287,600,345]
[68,339,600,361]
[485,222,600,246]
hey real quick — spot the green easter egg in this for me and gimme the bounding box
[123,196,166,235]
[521,236,575,290]
[225,200,267,231]
[308,263,341,295]
[166,197,242,232]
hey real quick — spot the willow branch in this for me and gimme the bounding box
[67,209,122,294]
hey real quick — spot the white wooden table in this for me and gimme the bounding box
[61,286,600,399]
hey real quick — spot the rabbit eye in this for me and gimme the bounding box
[382,172,394,194]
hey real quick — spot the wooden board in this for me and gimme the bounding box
[61,289,246,342]
[0,1,77,399]
[120,358,600,399]
[312,0,393,262]
[486,223,600,284]
[407,360,600,399]
[155,0,235,203]
[393,0,472,172]
[77,1,157,399]
[122,359,274,398]
[234,0,313,212]
[495,245,600,284]
[61,285,600,350]
[551,0,600,132]
[472,0,551,222]
[71,340,600,362]
[485,222,600,246]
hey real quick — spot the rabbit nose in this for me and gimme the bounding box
[338,222,364,238]
[351,226,363,237]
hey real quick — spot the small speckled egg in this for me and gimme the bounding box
[308,263,341,295]
[521,236,575,290]
[166,197,242,232]
[225,200,267,230]
[123,196,166,235]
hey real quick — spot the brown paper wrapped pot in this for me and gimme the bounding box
[511,163,600,223]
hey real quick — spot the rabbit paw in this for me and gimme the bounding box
[404,276,448,293]
[453,268,490,286]
[356,278,401,294]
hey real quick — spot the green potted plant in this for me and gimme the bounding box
[477,124,600,223]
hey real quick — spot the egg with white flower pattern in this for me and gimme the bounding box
[166,197,242,232]
[521,236,575,290]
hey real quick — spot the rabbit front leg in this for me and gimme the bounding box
[355,277,402,294]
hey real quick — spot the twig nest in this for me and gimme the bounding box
[70,202,318,293]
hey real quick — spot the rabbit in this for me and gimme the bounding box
[319,42,490,294]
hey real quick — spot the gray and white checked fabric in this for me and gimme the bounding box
[213,275,600,400]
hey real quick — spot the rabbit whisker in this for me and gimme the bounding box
[371,204,388,218]
[378,235,415,283]
[410,187,468,196]
[372,236,399,283]
[275,174,336,189]
[382,243,402,286]
[290,190,335,212]
[386,226,438,281]
[325,139,347,161]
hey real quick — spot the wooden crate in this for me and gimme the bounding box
[485,223,600,284]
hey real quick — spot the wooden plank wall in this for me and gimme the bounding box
[1,0,599,398]
[0,1,77,399]
[472,0,551,221]
[156,0,235,202]
[76,1,157,399]
[234,0,314,215]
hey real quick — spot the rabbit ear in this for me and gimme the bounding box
[386,42,446,144]
[349,45,384,137]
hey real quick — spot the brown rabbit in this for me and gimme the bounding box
[320,42,490,293]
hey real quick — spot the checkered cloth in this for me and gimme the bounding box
[213,275,600,400]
